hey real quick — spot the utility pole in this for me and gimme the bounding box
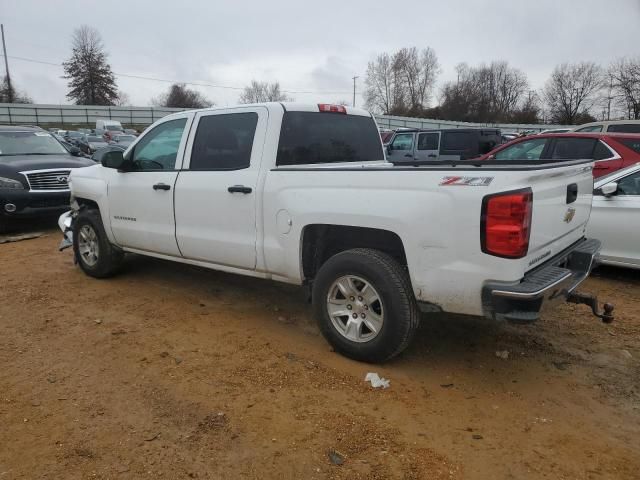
[1,24,14,103]
[352,76,358,108]
[606,74,613,121]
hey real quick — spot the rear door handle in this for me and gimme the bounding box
[566,183,578,204]
[228,185,252,194]
[428,154,437,158]
[153,183,171,191]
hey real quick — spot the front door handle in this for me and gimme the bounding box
[153,183,171,191]
[404,154,413,158]
[228,185,252,194]
[428,154,437,158]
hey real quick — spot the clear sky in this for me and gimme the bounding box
[1,0,639,107]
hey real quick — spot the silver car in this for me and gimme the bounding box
[588,162,640,269]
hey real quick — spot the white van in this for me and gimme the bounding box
[96,119,124,133]
[572,119,640,133]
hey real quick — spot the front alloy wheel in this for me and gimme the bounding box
[77,224,100,266]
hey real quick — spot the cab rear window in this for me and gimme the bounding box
[276,112,383,166]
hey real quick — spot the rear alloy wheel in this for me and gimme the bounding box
[313,248,420,363]
[327,275,385,343]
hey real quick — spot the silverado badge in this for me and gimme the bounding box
[564,207,576,223]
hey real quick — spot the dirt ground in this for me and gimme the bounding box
[1,223,639,480]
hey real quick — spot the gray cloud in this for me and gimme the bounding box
[1,0,639,107]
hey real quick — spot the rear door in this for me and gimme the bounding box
[174,107,267,270]
[386,132,415,162]
[413,132,440,161]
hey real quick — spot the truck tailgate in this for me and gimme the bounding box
[523,162,594,269]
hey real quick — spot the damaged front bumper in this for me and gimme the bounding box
[58,210,74,251]
[483,238,614,324]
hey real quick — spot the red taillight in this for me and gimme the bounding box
[481,189,533,258]
[318,104,347,114]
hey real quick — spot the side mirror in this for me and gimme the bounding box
[101,150,126,170]
[487,154,496,160]
[601,182,618,197]
[386,144,393,153]
[69,146,81,157]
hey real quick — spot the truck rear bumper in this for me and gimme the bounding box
[482,238,601,323]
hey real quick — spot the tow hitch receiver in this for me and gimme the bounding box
[567,291,615,323]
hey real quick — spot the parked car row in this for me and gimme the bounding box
[48,119,140,156]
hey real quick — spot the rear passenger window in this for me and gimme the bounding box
[549,138,597,160]
[593,141,615,160]
[441,132,473,151]
[417,133,439,150]
[619,139,640,154]
[190,113,258,170]
[607,124,640,133]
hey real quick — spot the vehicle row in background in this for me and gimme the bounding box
[386,128,501,162]
[0,125,95,232]
[572,119,640,134]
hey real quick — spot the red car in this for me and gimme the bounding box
[477,132,640,178]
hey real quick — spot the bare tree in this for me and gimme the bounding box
[364,47,439,116]
[543,62,603,124]
[0,76,32,103]
[364,52,405,114]
[609,57,640,119]
[238,81,291,104]
[114,90,131,106]
[438,61,529,123]
[393,47,440,114]
[62,26,118,105]
[153,83,212,108]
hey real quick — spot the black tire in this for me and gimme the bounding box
[73,208,124,278]
[312,248,420,363]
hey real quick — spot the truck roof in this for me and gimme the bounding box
[163,102,373,119]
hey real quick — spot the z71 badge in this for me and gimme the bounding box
[439,176,494,186]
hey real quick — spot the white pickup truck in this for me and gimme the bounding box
[58,103,612,362]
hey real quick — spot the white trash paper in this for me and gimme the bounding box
[365,372,390,389]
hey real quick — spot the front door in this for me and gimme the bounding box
[589,170,640,267]
[386,132,415,163]
[108,115,191,256]
[174,107,267,270]
[413,132,440,161]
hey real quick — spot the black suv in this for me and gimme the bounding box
[0,126,95,232]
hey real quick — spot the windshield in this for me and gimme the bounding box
[116,135,135,141]
[106,125,122,131]
[67,131,83,138]
[0,131,69,156]
[88,136,104,142]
